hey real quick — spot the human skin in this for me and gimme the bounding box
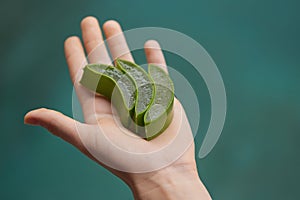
[24,17,212,200]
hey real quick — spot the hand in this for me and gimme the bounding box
[24,17,212,200]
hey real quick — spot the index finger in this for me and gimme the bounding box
[64,36,87,83]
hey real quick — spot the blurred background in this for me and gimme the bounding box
[1,0,299,199]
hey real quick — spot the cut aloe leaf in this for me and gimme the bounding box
[80,64,136,126]
[144,64,175,140]
[80,62,174,141]
[116,59,155,131]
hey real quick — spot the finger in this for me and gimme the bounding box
[81,16,111,64]
[80,17,113,121]
[64,36,87,83]
[102,20,134,62]
[24,108,122,173]
[24,108,86,151]
[144,40,168,73]
[64,36,108,124]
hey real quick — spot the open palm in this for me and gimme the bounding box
[24,17,197,187]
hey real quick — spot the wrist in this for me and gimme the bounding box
[128,163,212,200]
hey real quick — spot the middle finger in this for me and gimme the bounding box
[81,16,111,64]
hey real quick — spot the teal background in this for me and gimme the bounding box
[1,0,299,199]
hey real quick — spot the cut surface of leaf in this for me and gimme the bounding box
[80,64,136,126]
[144,64,175,140]
[116,59,155,127]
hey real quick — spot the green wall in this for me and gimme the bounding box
[1,0,299,199]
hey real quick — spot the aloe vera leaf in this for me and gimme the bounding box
[80,64,136,126]
[116,59,155,129]
[144,64,175,140]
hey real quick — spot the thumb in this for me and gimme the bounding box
[24,108,84,150]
